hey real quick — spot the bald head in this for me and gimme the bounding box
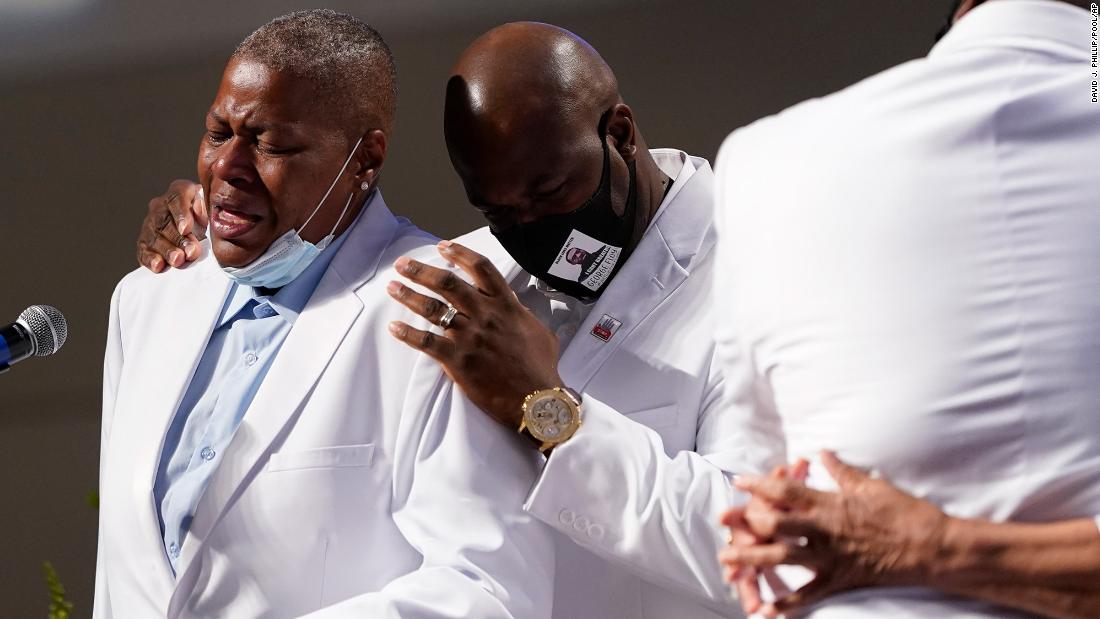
[443,22,661,233]
[448,22,619,141]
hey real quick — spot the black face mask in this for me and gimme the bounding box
[491,125,639,302]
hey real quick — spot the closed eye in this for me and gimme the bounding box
[256,141,296,156]
[534,182,567,200]
[205,130,230,145]
[473,204,514,229]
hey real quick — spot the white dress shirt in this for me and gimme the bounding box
[714,1,1100,617]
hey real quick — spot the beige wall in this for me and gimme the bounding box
[0,1,947,614]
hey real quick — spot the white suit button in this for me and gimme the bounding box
[558,509,575,525]
[587,524,605,540]
[573,516,589,532]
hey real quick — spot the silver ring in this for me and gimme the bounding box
[439,304,458,329]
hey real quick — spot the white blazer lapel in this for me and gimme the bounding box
[169,273,363,613]
[557,161,715,391]
[557,233,688,391]
[111,252,229,589]
[168,195,401,609]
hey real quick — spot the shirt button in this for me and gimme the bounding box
[244,352,259,366]
[558,509,576,525]
[200,446,216,461]
[168,542,180,558]
[254,303,277,319]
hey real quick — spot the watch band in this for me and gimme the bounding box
[560,386,583,407]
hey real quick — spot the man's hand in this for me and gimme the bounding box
[386,240,564,431]
[718,451,948,618]
[136,179,207,272]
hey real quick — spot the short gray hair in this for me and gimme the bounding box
[233,9,397,135]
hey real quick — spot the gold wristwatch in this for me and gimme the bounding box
[518,387,583,452]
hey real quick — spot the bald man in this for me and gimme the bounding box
[135,22,744,619]
[385,24,744,619]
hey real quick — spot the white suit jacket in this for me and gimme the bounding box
[714,1,1100,617]
[445,151,746,619]
[95,194,555,619]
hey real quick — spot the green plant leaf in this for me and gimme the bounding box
[42,561,74,619]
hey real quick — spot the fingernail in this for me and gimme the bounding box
[386,281,402,295]
[394,257,411,273]
[388,322,405,337]
[169,250,183,266]
[177,217,189,236]
[437,240,454,253]
[151,256,163,271]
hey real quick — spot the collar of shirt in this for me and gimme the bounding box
[930,0,1089,61]
[526,148,696,297]
[214,192,372,329]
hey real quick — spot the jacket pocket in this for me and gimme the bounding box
[266,443,375,473]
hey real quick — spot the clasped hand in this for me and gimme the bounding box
[719,451,948,618]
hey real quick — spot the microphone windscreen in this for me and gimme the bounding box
[17,305,68,356]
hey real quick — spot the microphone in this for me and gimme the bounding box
[0,305,68,373]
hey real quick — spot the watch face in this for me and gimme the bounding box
[526,393,578,442]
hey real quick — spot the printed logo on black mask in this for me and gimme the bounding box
[491,111,639,301]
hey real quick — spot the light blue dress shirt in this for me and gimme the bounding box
[152,213,359,573]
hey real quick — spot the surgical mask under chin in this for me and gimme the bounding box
[220,136,363,289]
[491,130,640,302]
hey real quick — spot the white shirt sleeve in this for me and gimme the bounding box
[518,137,794,610]
[522,342,785,611]
[523,394,742,612]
